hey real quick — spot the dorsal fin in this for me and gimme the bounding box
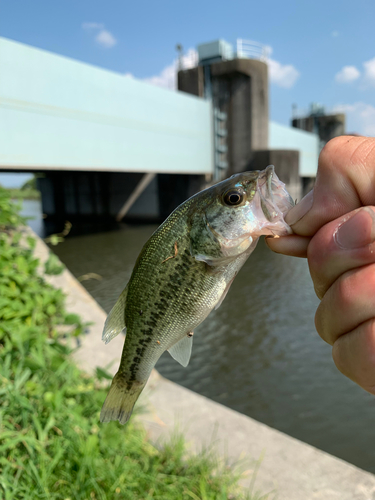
[102,284,128,345]
[168,333,193,367]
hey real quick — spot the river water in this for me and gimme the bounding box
[22,199,375,473]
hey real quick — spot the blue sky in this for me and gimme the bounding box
[1,0,375,185]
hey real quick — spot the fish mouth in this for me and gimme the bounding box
[256,165,294,235]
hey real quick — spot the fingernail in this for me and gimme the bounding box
[335,208,375,250]
[285,190,314,226]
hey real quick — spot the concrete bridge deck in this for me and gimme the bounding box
[0,37,212,176]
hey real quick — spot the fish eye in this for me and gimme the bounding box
[223,189,245,206]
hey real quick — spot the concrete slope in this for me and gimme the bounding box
[140,374,375,500]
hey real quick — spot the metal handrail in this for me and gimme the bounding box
[236,39,271,62]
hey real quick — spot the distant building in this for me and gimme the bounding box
[178,39,269,180]
[292,103,346,148]
[291,103,346,193]
[178,39,327,200]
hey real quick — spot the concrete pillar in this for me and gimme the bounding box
[178,58,269,176]
[157,174,206,220]
[249,149,301,202]
[178,66,205,97]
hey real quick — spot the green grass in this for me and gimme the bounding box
[0,187,267,500]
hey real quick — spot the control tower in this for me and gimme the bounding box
[178,40,269,180]
[292,103,346,147]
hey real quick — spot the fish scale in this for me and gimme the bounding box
[100,166,294,425]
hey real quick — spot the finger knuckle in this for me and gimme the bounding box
[356,265,375,300]
[307,230,332,298]
[315,301,331,343]
[319,136,372,178]
[333,319,375,392]
[364,319,375,368]
[332,337,346,376]
[365,264,375,291]
[335,272,355,310]
[349,137,375,168]
[319,137,348,169]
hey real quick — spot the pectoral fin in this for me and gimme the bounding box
[102,284,128,345]
[168,333,193,367]
[194,253,235,268]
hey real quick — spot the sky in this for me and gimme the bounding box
[1,0,375,185]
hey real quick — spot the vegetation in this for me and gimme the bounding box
[3,187,41,200]
[0,187,264,500]
[0,175,41,200]
[20,176,38,191]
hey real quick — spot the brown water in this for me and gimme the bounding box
[23,201,375,473]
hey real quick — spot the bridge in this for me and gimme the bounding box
[0,37,213,223]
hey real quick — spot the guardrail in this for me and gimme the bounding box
[236,39,271,62]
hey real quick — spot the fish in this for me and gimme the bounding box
[100,165,294,425]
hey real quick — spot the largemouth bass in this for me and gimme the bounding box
[100,166,294,424]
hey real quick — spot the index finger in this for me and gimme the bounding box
[287,135,375,237]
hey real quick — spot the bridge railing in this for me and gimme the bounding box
[236,39,271,62]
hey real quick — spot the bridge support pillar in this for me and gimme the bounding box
[36,171,207,233]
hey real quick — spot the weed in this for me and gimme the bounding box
[0,187,260,500]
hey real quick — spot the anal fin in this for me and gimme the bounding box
[168,333,193,367]
[102,284,128,344]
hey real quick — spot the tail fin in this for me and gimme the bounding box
[100,374,145,425]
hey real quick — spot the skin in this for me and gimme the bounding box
[266,135,375,395]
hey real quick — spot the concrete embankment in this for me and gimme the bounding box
[29,226,375,500]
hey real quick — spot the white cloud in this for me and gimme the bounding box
[264,46,299,89]
[179,48,198,70]
[335,65,360,83]
[82,22,117,49]
[143,49,198,91]
[334,57,375,88]
[82,22,103,30]
[331,31,339,37]
[144,64,176,90]
[267,58,300,89]
[95,30,117,48]
[363,57,375,87]
[333,102,375,136]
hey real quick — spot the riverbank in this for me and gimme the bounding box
[0,197,249,499]
[7,187,40,200]
[29,225,375,499]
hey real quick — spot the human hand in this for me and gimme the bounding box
[267,136,375,394]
